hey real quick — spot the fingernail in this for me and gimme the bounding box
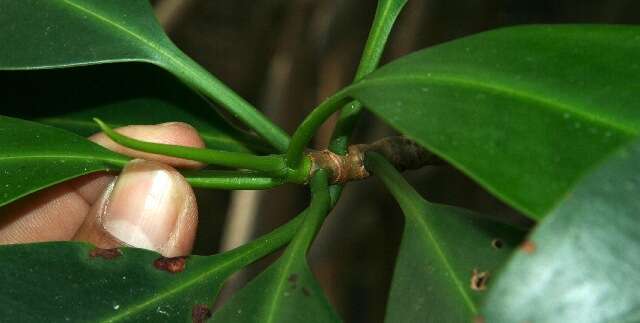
[159,121,196,131]
[102,159,187,253]
[159,121,183,127]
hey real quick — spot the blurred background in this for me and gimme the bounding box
[148,1,640,321]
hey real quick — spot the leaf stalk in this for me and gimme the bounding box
[164,53,291,152]
[95,118,287,174]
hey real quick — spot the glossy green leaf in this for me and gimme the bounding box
[212,256,340,323]
[347,25,640,219]
[0,64,270,153]
[365,152,525,323]
[0,0,289,151]
[0,216,303,322]
[1,0,165,69]
[0,115,128,208]
[482,138,640,323]
[212,171,340,323]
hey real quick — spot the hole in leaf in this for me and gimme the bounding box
[470,269,490,291]
[491,238,504,249]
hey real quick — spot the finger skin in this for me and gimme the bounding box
[89,122,206,168]
[0,181,90,243]
[0,122,204,247]
[73,160,198,257]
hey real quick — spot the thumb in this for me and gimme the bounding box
[73,159,198,257]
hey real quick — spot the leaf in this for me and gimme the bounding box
[0,115,128,208]
[482,138,640,323]
[0,63,270,153]
[212,171,340,323]
[0,0,170,69]
[212,257,340,323]
[0,0,289,151]
[1,243,219,322]
[347,25,640,219]
[0,216,303,322]
[386,205,524,323]
[365,152,525,323]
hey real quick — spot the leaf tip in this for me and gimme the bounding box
[93,117,109,131]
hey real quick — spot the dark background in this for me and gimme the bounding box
[149,1,640,321]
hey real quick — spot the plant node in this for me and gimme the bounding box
[308,136,439,184]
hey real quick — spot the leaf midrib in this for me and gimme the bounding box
[0,155,126,166]
[56,0,187,74]
[354,73,638,136]
[353,72,638,217]
[105,214,305,322]
[103,256,239,323]
[371,153,479,317]
[406,203,478,314]
[263,249,300,323]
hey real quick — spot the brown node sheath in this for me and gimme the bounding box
[308,136,439,184]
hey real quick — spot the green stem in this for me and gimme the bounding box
[164,52,291,153]
[285,92,351,169]
[215,212,305,271]
[327,0,408,201]
[357,0,408,80]
[95,118,287,174]
[286,0,407,187]
[330,0,408,155]
[209,170,329,272]
[364,151,423,209]
[289,169,331,252]
[182,170,284,190]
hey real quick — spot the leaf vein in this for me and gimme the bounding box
[353,74,637,136]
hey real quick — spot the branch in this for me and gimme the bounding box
[308,136,441,184]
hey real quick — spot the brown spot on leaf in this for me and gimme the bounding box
[302,287,311,297]
[89,247,121,260]
[288,274,298,284]
[491,238,504,249]
[192,304,212,323]
[471,269,490,291]
[154,256,187,273]
[521,240,536,254]
[473,316,485,323]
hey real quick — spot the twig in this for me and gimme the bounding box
[309,136,442,184]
